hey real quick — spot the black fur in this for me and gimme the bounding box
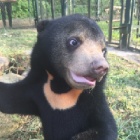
[0,14,117,140]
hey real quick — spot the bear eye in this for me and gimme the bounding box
[67,37,81,51]
[69,39,78,46]
[102,48,107,56]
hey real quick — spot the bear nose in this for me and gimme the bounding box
[94,66,109,75]
[91,59,109,76]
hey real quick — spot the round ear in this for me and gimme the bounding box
[37,20,50,33]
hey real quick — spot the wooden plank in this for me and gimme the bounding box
[106,19,120,23]
[112,26,126,30]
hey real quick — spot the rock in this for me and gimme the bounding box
[22,67,30,77]
[24,49,32,56]
[0,73,24,83]
[0,57,9,75]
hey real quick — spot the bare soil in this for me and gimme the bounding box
[108,47,140,65]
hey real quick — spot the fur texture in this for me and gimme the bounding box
[0,14,117,140]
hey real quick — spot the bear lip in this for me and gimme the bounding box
[70,71,96,86]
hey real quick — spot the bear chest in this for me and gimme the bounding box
[40,99,90,140]
[36,88,93,140]
[36,74,94,140]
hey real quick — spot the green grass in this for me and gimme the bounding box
[97,20,140,46]
[106,53,140,140]
[0,29,36,57]
[98,21,120,41]
[0,29,140,140]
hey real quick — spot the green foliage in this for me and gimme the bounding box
[10,0,121,19]
[12,0,30,18]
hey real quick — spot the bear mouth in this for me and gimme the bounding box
[70,71,96,87]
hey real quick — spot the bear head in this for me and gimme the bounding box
[31,14,109,92]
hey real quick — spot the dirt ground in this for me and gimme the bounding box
[108,46,140,65]
[0,18,35,29]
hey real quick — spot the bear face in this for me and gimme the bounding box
[36,14,109,90]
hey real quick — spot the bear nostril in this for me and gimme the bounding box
[94,66,109,75]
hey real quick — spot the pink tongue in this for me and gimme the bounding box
[71,72,96,86]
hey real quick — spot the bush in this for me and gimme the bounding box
[12,0,31,18]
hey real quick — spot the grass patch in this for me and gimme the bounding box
[107,53,140,140]
[98,21,120,41]
[0,29,140,140]
[0,28,36,57]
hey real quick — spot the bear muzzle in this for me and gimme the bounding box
[90,58,109,81]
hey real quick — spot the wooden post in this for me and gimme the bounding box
[50,0,54,19]
[108,0,114,43]
[120,0,134,49]
[88,0,91,18]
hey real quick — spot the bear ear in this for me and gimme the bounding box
[37,20,50,33]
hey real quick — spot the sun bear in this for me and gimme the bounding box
[0,14,117,140]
